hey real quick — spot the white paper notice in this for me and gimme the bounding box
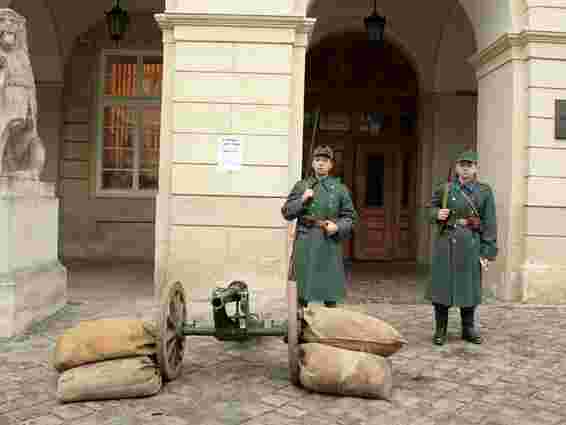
[217,136,243,172]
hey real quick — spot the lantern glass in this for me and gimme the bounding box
[106,1,129,42]
[365,13,386,43]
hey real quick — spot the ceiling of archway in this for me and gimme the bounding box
[10,0,476,94]
[307,0,476,93]
[47,0,164,65]
[305,32,418,114]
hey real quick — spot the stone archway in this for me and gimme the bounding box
[297,0,494,303]
[303,0,513,52]
[304,32,420,263]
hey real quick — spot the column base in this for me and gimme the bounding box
[0,261,67,338]
[521,263,566,304]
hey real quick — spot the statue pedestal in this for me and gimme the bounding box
[0,177,67,337]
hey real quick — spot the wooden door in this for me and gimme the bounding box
[354,144,395,260]
[353,143,416,260]
[391,150,416,259]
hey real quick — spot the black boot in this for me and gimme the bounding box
[461,306,482,344]
[433,303,449,346]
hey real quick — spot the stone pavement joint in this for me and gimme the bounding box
[1,263,566,425]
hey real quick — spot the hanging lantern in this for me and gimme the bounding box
[106,0,130,45]
[368,112,385,135]
[364,0,386,44]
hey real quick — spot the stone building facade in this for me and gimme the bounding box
[3,0,566,307]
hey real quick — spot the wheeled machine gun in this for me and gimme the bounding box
[155,279,303,385]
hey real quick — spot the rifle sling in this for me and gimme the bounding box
[458,186,480,217]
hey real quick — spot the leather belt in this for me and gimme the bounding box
[445,218,473,230]
[300,216,327,228]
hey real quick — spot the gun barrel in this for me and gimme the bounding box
[212,287,242,308]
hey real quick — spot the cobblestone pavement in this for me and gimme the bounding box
[1,262,566,425]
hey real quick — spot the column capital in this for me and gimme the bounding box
[469,30,566,77]
[154,13,315,46]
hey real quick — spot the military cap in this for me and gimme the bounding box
[455,150,478,163]
[313,145,334,160]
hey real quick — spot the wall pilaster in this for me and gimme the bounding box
[153,13,315,306]
[469,31,551,302]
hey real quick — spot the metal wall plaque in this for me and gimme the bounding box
[555,99,566,139]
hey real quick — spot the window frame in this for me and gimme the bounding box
[94,49,162,199]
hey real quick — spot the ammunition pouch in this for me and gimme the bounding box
[440,215,481,234]
[466,216,481,231]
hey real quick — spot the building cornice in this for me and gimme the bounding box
[154,13,316,36]
[469,30,566,69]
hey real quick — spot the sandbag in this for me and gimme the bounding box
[50,319,158,372]
[301,305,407,357]
[56,356,162,403]
[299,343,393,400]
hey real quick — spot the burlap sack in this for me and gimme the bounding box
[299,343,393,400]
[302,305,407,357]
[50,319,158,372]
[56,356,162,403]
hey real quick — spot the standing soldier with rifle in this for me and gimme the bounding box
[428,150,498,345]
[282,145,358,309]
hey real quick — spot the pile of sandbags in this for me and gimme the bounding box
[50,319,163,403]
[297,305,407,400]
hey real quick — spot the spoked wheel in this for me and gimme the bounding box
[287,280,302,386]
[156,281,187,381]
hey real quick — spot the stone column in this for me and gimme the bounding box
[469,33,528,303]
[472,26,566,303]
[153,12,315,314]
[289,23,310,190]
[517,29,566,303]
[153,21,176,301]
[414,93,436,301]
[415,93,436,266]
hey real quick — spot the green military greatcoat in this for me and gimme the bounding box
[427,179,498,307]
[282,175,358,303]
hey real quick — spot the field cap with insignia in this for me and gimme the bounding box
[455,150,478,163]
[313,145,334,160]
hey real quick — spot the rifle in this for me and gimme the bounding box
[304,106,321,179]
[438,166,452,236]
[289,107,321,278]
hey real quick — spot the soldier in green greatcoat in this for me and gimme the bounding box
[428,150,498,345]
[282,145,358,308]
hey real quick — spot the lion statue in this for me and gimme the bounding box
[0,9,45,180]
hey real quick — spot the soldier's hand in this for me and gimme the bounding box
[437,209,450,221]
[324,221,338,235]
[480,257,489,271]
[302,189,314,202]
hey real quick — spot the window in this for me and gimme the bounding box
[96,51,162,196]
[366,154,385,207]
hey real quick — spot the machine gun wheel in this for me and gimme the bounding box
[156,280,187,382]
[287,279,302,386]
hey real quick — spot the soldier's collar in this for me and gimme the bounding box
[453,175,478,190]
